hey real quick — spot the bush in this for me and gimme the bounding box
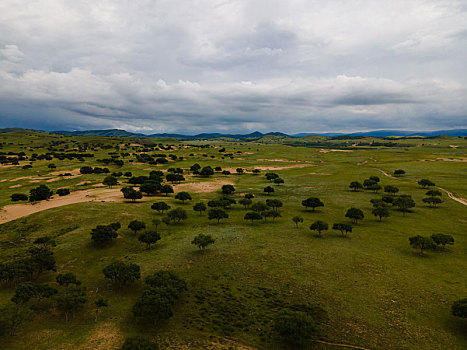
[11,193,28,201]
[274,309,320,347]
[56,188,70,196]
[120,336,159,350]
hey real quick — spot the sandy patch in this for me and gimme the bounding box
[357,161,368,165]
[0,179,9,183]
[46,177,63,182]
[257,158,312,163]
[436,157,467,162]
[76,322,123,350]
[253,164,314,171]
[319,149,353,153]
[9,184,22,188]
[174,179,236,193]
[49,168,82,176]
[449,145,459,149]
[76,181,93,186]
[309,172,331,175]
[10,176,51,182]
[0,188,123,224]
[130,143,142,147]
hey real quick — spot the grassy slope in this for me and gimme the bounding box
[0,132,466,349]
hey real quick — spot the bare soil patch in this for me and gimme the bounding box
[9,184,22,188]
[76,322,123,350]
[174,179,236,193]
[319,149,353,153]
[309,172,331,175]
[49,168,82,176]
[437,186,467,206]
[252,164,314,171]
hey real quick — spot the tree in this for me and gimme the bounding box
[409,235,435,256]
[138,231,161,249]
[264,210,281,220]
[394,195,415,216]
[167,207,187,223]
[418,179,435,188]
[310,220,328,237]
[345,207,364,224]
[221,184,235,195]
[193,202,207,215]
[245,193,254,199]
[426,189,442,197]
[160,184,174,196]
[431,234,454,250]
[0,304,33,335]
[244,212,262,224]
[372,206,390,221]
[26,247,56,280]
[11,193,28,201]
[222,170,231,175]
[384,185,399,196]
[451,298,467,318]
[236,168,244,174]
[274,309,320,347]
[251,201,268,214]
[369,175,380,183]
[292,216,303,228]
[128,220,146,235]
[120,336,159,350]
[394,169,405,176]
[29,184,53,202]
[368,183,382,193]
[349,181,363,191]
[33,236,56,250]
[152,219,161,230]
[103,261,141,288]
[151,201,171,214]
[301,197,324,212]
[90,223,120,245]
[208,208,229,223]
[103,175,118,188]
[264,186,275,195]
[48,163,56,169]
[121,187,143,201]
[56,273,81,287]
[423,197,443,207]
[191,234,215,250]
[265,173,279,181]
[363,179,377,189]
[239,198,252,209]
[80,166,93,174]
[266,199,283,212]
[332,223,353,237]
[124,171,132,177]
[166,173,185,183]
[175,191,192,203]
[190,163,201,172]
[140,182,161,195]
[274,178,285,186]
[94,298,108,322]
[55,285,87,322]
[199,166,214,176]
[56,188,70,196]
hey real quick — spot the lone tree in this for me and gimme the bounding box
[265,173,279,182]
[221,184,235,195]
[90,223,120,245]
[409,235,435,256]
[292,216,304,228]
[332,223,353,237]
[199,166,214,176]
[121,187,143,201]
[29,185,53,202]
[394,169,405,176]
[310,220,328,237]
[151,201,171,214]
[128,220,146,235]
[208,208,229,223]
[191,234,215,250]
[167,207,187,223]
[264,186,275,195]
[244,211,263,224]
[349,181,363,191]
[239,198,252,209]
[431,234,454,250]
[102,261,141,288]
[372,206,390,221]
[274,178,285,186]
[301,197,324,212]
[138,231,161,249]
[193,202,207,215]
[94,298,108,322]
[274,309,320,347]
[120,336,159,350]
[345,207,364,224]
[451,298,467,319]
[103,175,118,188]
[384,185,399,196]
[175,191,192,203]
[418,179,435,188]
[394,195,415,216]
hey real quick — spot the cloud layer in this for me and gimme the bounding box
[0,0,466,133]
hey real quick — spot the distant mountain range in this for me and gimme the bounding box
[1,127,466,139]
[52,128,467,139]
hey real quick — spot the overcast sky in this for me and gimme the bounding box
[1,0,466,134]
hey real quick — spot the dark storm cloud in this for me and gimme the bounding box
[0,0,466,133]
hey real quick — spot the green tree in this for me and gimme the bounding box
[167,207,187,223]
[160,184,174,196]
[221,184,235,195]
[29,184,53,202]
[384,185,399,196]
[175,191,192,203]
[265,173,279,181]
[128,220,146,235]
[332,223,353,237]
[0,304,33,335]
[199,166,214,176]
[94,298,108,322]
[264,210,281,221]
[451,298,467,318]
[274,309,320,347]
[103,175,118,188]
[121,187,143,201]
[264,186,275,195]
[418,179,435,188]
[33,236,56,250]
[426,189,442,197]
[310,220,328,237]
[394,169,405,176]
[423,197,443,207]
[11,193,28,201]
[244,211,263,224]
[56,273,81,287]
[301,197,324,212]
[372,206,390,221]
[102,261,141,288]
[266,199,283,212]
[431,234,454,250]
[251,201,268,214]
[239,198,252,209]
[394,195,415,216]
[274,178,285,186]
[208,208,229,223]
[345,207,364,224]
[151,201,171,214]
[191,234,215,250]
[90,224,120,245]
[292,216,303,228]
[138,231,161,249]
[27,247,56,280]
[193,202,207,215]
[349,181,363,191]
[409,235,435,256]
[55,285,87,322]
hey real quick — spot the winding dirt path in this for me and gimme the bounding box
[436,186,467,206]
[314,339,371,350]
[0,188,123,224]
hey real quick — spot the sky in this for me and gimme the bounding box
[0,0,466,134]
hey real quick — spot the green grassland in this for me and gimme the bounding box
[0,131,466,349]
